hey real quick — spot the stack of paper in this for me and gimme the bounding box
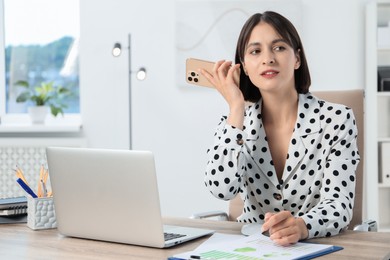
[170,232,342,260]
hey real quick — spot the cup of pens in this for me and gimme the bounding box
[15,165,57,230]
[27,196,57,230]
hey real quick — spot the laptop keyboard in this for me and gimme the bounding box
[164,232,186,241]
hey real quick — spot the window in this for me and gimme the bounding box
[0,0,80,120]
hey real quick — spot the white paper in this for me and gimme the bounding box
[173,232,334,260]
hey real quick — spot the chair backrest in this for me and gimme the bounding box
[228,90,364,230]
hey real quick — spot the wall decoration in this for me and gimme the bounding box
[175,0,302,87]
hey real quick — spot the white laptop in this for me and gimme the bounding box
[46,147,214,248]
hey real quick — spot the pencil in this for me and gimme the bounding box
[14,166,29,186]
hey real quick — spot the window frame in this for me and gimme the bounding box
[0,0,81,129]
[0,0,6,118]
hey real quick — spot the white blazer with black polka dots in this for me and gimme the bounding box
[205,92,360,239]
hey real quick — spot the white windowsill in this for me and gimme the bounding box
[0,114,82,133]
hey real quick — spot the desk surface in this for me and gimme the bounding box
[0,217,389,260]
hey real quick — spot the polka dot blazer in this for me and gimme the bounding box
[205,92,360,239]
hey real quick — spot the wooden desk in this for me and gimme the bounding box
[0,217,389,259]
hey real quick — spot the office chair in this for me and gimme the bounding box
[192,90,376,231]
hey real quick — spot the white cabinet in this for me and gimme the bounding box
[366,0,390,231]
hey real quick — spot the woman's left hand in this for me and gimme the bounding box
[261,211,308,246]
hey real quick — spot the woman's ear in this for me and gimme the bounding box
[242,62,248,75]
[295,49,301,70]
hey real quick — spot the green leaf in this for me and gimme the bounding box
[14,80,73,116]
[50,105,64,117]
[58,87,70,94]
[14,80,29,88]
[31,95,45,106]
[16,92,31,103]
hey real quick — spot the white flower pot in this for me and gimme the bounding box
[28,106,49,124]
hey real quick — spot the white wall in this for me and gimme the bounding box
[80,0,370,217]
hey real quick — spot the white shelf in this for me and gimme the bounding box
[379,183,390,188]
[378,46,390,51]
[0,114,82,133]
[377,92,390,97]
[365,0,390,228]
[0,124,81,133]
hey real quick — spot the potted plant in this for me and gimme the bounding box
[14,80,72,124]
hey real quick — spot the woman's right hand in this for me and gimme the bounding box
[200,60,245,129]
[200,60,243,107]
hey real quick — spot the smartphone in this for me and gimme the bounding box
[185,58,215,88]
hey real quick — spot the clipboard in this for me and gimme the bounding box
[295,245,344,260]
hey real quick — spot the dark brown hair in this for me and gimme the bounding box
[235,11,311,102]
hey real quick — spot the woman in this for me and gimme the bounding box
[201,11,360,246]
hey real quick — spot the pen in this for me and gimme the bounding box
[190,256,211,260]
[16,178,38,198]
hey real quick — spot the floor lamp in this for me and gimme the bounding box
[112,34,146,149]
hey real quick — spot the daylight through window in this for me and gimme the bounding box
[3,0,80,114]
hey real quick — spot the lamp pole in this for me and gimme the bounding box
[112,34,146,150]
[128,33,132,150]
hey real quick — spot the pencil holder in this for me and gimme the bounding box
[27,197,57,230]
